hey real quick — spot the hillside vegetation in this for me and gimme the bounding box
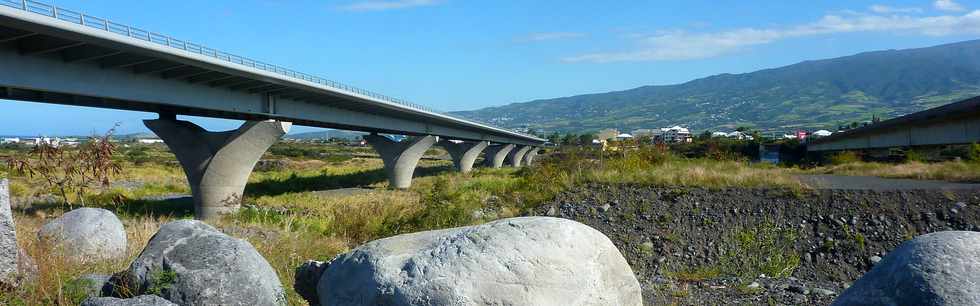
[452,39,980,133]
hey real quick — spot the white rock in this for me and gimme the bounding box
[833,231,980,306]
[37,207,127,261]
[81,295,177,306]
[319,217,642,306]
[0,179,17,285]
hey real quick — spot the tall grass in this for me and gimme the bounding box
[1,144,810,305]
[804,160,980,182]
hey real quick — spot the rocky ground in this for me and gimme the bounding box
[530,184,980,305]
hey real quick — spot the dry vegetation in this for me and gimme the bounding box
[802,160,980,182]
[0,142,875,305]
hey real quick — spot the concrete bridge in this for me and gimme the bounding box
[808,96,980,152]
[0,1,545,219]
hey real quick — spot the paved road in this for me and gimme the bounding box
[797,175,980,191]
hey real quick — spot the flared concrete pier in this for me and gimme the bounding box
[438,140,489,173]
[508,145,533,167]
[482,144,515,168]
[145,117,290,220]
[364,134,437,189]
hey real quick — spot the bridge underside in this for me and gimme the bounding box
[0,11,541,146]
[0,5,544,220]
[808,97,980,151]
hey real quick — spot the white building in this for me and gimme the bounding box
[138,138,165,144]
[616,133,633,141]
[652,126,692,143]
[1,137,20,144]
[711,131,729,138]
[725,131,754,141]
[812,130,832,137]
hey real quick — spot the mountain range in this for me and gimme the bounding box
[451,39,980,134]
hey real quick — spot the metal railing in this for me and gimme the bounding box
[1,0,533,133]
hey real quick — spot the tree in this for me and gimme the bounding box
[547,132,561,144]
[561,133,578,145]
[6,127,121,208]
[698,130,713,141]
[578,133,595,145]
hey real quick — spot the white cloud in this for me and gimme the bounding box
[935,0,965,12]
[564,9,980,63]
[516,32,587,43]
[340,0,441,12]
[869,4,922,14]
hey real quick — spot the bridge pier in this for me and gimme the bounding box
[508,145,533,167]
[364,134,437,189]
[145,118,290,220]
[438,140,489,173]
[522,147,540,166]
[482,144,515,168]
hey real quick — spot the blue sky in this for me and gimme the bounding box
[2,0,980,135]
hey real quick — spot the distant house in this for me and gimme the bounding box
[725,131,753,141]
[812,130,832,137]
[616,133,633,141]
[138,138,165,144]
[652,126,693,143]
[631,129,655,139]
[1,137,19,144]
[596,129,619,142]
[711,131,729,138]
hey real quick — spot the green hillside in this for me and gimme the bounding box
[452,40,980,133]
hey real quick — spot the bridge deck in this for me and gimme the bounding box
[0,0,543,145]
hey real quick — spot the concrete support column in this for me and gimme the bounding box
[522,147,540,166]
[482,144,515,168]
[145,118,290,220]
[508,145,533,167]
[364,134,437,189]
[438,140,489,173]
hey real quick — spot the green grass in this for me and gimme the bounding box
[1,143,812,304]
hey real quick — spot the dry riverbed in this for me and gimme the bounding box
[532,184,980,305]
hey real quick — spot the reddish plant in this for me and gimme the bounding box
[6,126,122,208]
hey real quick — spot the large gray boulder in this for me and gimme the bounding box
[116,220,285,305]
[319,217,642,306]
[37,207,127,261]
[832,231,980,306]
[0,179,17,285]
[81,295,177,306]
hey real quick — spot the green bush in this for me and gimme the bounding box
[720,222,800,278]
[828,151,861,165]
[968,142,980,162]
[905,149,927,162]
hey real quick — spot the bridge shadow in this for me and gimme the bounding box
[15,195,194,218]
[244,164,456,197]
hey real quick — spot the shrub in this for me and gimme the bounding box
[905,149,927,163]
[828,151,861,165]
[719,222,800,278]
[5,127,121,207]
[968,142,980,162]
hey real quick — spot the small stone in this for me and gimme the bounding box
[869,255,882,265]
[747,282,761,289]
[546,206,557,216]
[788,285,809,295]
[812,288,836,296]
[600,204,611,212]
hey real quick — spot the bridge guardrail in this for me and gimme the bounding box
[0,0,538,140]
